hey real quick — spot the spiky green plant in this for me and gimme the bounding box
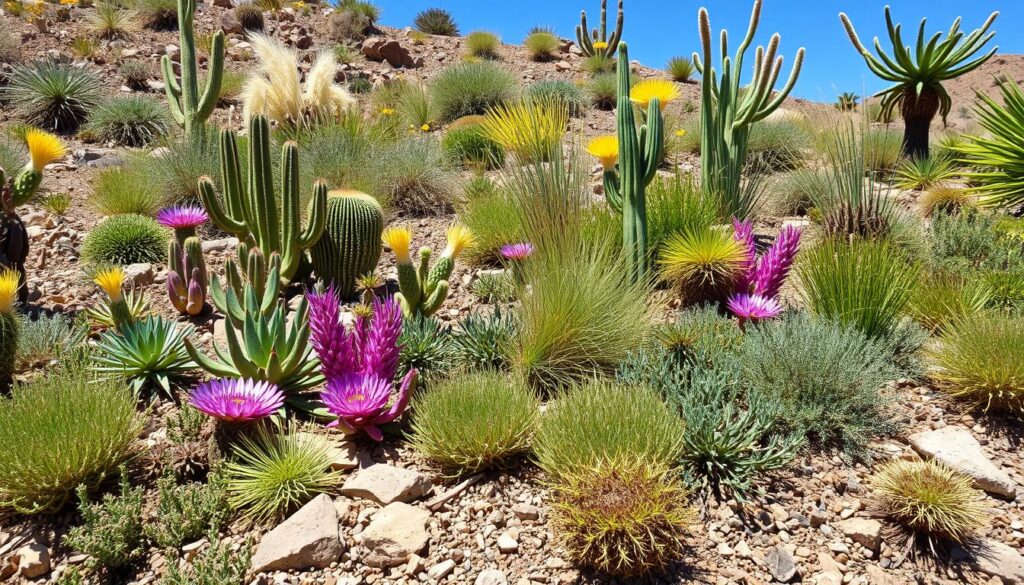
[525,80,587,118]
[398,316,454,386]
[413,8,458,36]
[666,56,695,82]
[81,213,168,266]
[905,271,989,333]
[161,0,224,141]
[161,532,252,585]
[88,2,139,39]
[893,155,957,191]
[955,79,1024,209]
[410,371,538,476]
[693,0,805,219]
[575,0,623,59]
[136,0,178,29]
[524,30,559,62]
[382,224,474,319]
[430,62,517,123]
[90,164,162,216]
[309,190,383,299]
[481,96,569,163]
[834,92,859,111]
[658,225,746,305]
[451,306,517,371]
[840,7,998,158]
[83,95,173,147]
[442,126,505,170]
[93,315,195,395]
[234,3,264,31]
[3,59,103,133]
[586,72,617,110]
[15,312,88,371]
[920,186,973,218]
[465,30,500,59]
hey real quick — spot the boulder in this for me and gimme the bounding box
[250,494,344,573]
[834,518,882,552]
[966,539,1024,584]
[123,263,155,287]
[341,464,432,504]
[16,541,50,579]
[908,426,1018,498]
[765,545,797,582]
[359,502,430,568]
[361,37,421,69]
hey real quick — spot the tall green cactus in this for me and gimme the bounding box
[309,190,384,299]
[199,115,327,286]
[693,0,804,219]
[167,237,207,316]
[576,0,623,59]
[161,0,224,142]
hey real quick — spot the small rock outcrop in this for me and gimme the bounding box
[250,494,345,573]
[361,37,423,68]
[358,502,431,568]
[908,426,1018,498]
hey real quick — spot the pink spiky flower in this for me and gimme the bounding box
[158,206,208,238]
[727,293,782,326]
[751,225,801,300]
[188,378,284,422]
[732,218,757,293]
[500,242,535,261]
[307,285,415,441]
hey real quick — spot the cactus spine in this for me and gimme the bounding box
[167,237,208,316]
[602,42,663,284]
[309,190,384,299]
[199,115,327,286]
[161,0,224,142]
[693,0,804,220]
[576,0,623,59]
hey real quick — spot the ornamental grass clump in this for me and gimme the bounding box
[481,97,569,163]
[465,31,500,59]
[524,30,559,62]
[81,213,168,266]
[410,371,538,475]
[430,62,517,123]
[905,272,989,334]
[658,225,747,305]
[0,364,142,514]
[83,95,172,147]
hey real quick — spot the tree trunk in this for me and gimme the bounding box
[900,86,939,159]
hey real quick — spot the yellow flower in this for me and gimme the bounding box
[586,135,619,170]
[592,41,609,50]
[0,269,19,314]
[59,0,77,6]
[674,129,686,137]
[382,226,413,264]
[24,0,44,18]
[420,123,431,132]
[630,79,681,111]
[25,128,66,172]
[380,107,395,116]
[290,0,304,8]
[444,224,475,258]
[94,267,125,303]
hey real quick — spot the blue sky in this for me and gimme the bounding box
[372,1,1021,101]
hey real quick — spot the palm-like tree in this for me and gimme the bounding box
[835,92,859,112]
[840,7,998,158]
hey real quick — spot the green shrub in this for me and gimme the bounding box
[145,473,228,549]
[658,225,746,305]
[335,0,380,26]
[920,186,973,218]
[234,3,264,31]
[623,304,742,372]
[118,59,150,90]
[298,120,377,203]
[582,53,614,75]
[441,126,505,169]
[217,69,246,105]
[770,168,826,216]
[646,174,719,257]
[4,59,103,133]
[465,30,500,59]
[149,133,224,204]
[64,473,144,571]
[894,155,957,191]
[980,268,1024,310]
[0,29,19,65]
[15,312,88,372]
[524,30,559,61]
[348,76,373,94]
[81,213,168,266]
[863,127,903,173]
[136,0,178,29]
[90,163,167,216]
[458,187,524,265]
[451,307,516,371]
[431,62,517,123]
[411,371,537,475]
[161,533,252,585]
[414,8,458,36]
[930,209,1021,273]
[471,271,517,303]
[84,95,172,147]
[88,3,139,39]
[905,271,990,333]
[736,313,900,455]
[40,192,72,215]
[586,73,617,110]
[370,138,457,214]
[798,239,920,339]
[398,316,454,386]
[666,56,695,82]
[746,119,809,172]
[534,380,682,481]
[525,79,587,118]
[0,365,142,514]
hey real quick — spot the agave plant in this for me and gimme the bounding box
[956,79,1024,209]
[840,7,999,158]
[93,315,195,394]
[893,155,957,191]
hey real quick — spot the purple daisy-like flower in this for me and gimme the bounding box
[321,370,417,441]
[157,206,209,231]
[188,378,284,422]
[727,293,782,325]
[500,242,534,261]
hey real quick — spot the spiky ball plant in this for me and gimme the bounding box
[549,456,693,578]
[465,31,501,59]
[658,226,746,305]
[956,79,1024,209]
[83,95,173,147]
[666,56,695,83]
[870,459,988,549]
[451,307,517,372]
[586,72,618,110]
[893,155,957,191]
[80,213,168,266]
[414,8,458,36]
[928,311,1024,413]
[88,2,141,40]
[840,7,998,158]
[234,3,264,32]
[0,270,19,387]
[410,371,538,476]
[93,315,195,395]
[398,316,454,386]
[920,187,973,218]
[4,59,103,133]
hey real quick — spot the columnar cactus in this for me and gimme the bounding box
[199,115,327,286]
[382,225,474,319]
[161,0,224,142]
[576,0,623,59]
[309,190,384,299]
[167,237,208,316]
[0,269,19,388]
[693,0,804,219]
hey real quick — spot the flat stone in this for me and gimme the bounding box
[250,494,344,573]
[835,518,882,552]
[865,565,898,585]
[17,541,50,579]
[909,426,1018,498]
[341,464,432,504]
[497,533,518,554]
[510,503,540,521]
[427,559,455,580]
[359,502,430,568]
[475,569,509,585]
[966,540,1024,584]
[123,263,155,287]
[765,544,797,582]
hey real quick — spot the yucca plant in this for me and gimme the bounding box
[93,315,195,395]
[840,7,998,157]
[666,56,694,83]
[413,8,458,36]
[893,155,957,191]
[834,91,859,111]
[480,97,569,163]
[956,79,1024,209]
[88,2,139,39]
[658,226,746,305]
[83,95,173,147]
[4,59,103,133]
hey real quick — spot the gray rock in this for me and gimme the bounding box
[962,539,1024,584]
[123,263,155,287]
[765,545,797,582]
[359,502,430,568]
[341,464,432,504]
[475,569,509,585]
[909,426,1018,498]
[497,532,518,554]
[250,494,344,573]
[17,541,50,579]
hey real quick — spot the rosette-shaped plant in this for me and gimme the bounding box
[93,315,195,395]
[307,286,416,441]
[188,378,284,422]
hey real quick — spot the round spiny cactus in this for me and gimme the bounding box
[309,190,384,299]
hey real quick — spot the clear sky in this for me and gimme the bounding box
[372,1,1021,101]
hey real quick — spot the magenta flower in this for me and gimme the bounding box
[727,293,782,326]
[158,206,208,238]
[500,242,534,261]
[732,218,757,293]
[188,378,284,422]
[728,221,801,323]
[307,286,415,440]
[751,225,801,299]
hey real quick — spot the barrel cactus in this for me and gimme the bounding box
[309,190,384,299]
[382,224,475,319]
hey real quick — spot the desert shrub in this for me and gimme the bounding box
[921,187,974,218]
[39,193,70,216]
[348,76,372,94]
[370,137,457,214]
[870,459,987,547]
[145,473,228,549]
[472,271,516,303]
[398,317,454,386]
[70,37,100,61]
[582,53,615,75]
[414,8,458,36]
[0,365,142,514]
[0,29,19,65]
[217,69,246,105]
[525,79,587,118]
[298,120,377,202]
[431,62,517,123]
[929,209,1022,273]
[465,30,500,59]
[81,213,168,266]
[459,187,524,265]
[90,163,167,216]
[234,3,264,32]
[658,225,745,305]
[136,0,178,29]
[586,73,617,110]
[652,304,743,366]
[333,43,361,66]
[928,312,1024,413]
[83,96,172,147]
[118,59,150,89]
[863,127,903,173]
[451,307,517,371]
[411,371,537,475]
[535,380,682,480]
[736,313,900,455]
[746,119,809,172]
[666,56,694,82]
[441,126,504,169]
[905,271,990,333]
[148,133,223,204]
[798,239,920,339]
[15,312,88,371]
[524,30,559,61]
[481,97,568,163]
[980,269,1024,310]
[4,59,103,133]
[88,2,139,39]
[224,425,343,526]
[894,155,957,191]
[335,0,379,26]
[770,168,826,216]
[161,534,252,585]
[64,473,144,571]
[549,457,693,577]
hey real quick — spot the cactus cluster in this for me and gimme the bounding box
[160,206,210,317]
[309,190,384,300]
[161,0,224,142]
[200,115,326,287]
[213,244,282,325]
[382,224,474,319]
[0,269,19,388]
[575,0,623,59]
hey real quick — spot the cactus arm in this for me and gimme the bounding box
[248,118,275,253]
[642,100,663,184]
[161,56,186,126]
[576,11,595,57]
[199,177,246,235]
[219,129,247,226]
[606,0,623,55]
[603,171,622,213]
[598,0,607,43]
[754,48,805,122]
[396,263,421,312]
[394,292,412,319]
[297,182,327,248]
[416,248,431,296]
[421,281,450,317]
[196,31,225,121]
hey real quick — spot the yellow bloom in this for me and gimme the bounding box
[630,79,681,111]
[380,107,395,116]
[586,135,619,170]
[674,129,686,137]
[290,0,304,8]
[382,226,413,264]
[0,269,19,314]
[59,0,77,6]
[444,224,475,258]
[24,1,44,18]
[94,267,125,303]
[25,128,66,172]
[420,123,431,132]
[592,41,609,50]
